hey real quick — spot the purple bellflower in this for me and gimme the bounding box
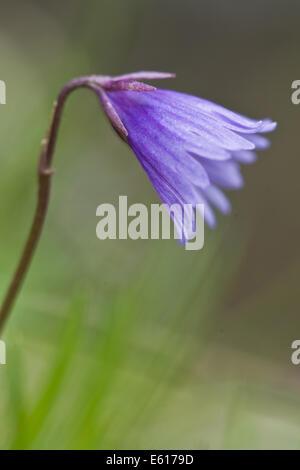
[0,71,277,330]
[92,71,277,240]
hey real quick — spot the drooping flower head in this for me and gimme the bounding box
[92,72,277,240]
[0,73,278,331]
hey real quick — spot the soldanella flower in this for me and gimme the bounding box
[93,71,276,238]
[0,71,277,330]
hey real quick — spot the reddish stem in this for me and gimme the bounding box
[0,78,100,332]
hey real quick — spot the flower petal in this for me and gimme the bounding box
[233,150,257,164]
[244,134,271,149]
[203,185,232,214]
[153,89,274,133]
[108,91,210,188]
[203,160,244,189]
[102,81,276,236]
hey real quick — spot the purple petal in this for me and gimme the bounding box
[152,90,277,139]
[193,188,217,228]
[204,185,232,214]
[135,153,197,240]
[233,150,257,164]
[108,90,256,152]
[203,160,244,189]
[244,134,271,149]
[108,92,210,188]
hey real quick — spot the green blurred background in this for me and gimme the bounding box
[0,0,299,450]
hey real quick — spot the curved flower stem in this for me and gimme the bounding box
[0,78,100,332]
